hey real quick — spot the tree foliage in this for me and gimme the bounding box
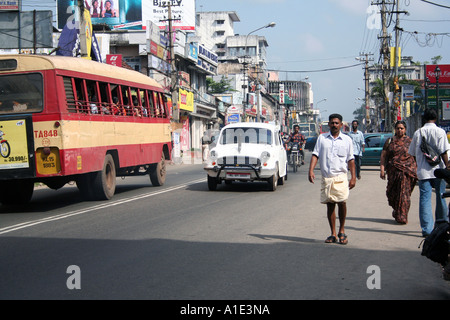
[206,76,235,94]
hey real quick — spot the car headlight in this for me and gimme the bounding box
[261,151,270,166]
[210,150,218,161]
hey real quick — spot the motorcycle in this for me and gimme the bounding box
[286,142,303,172]
[0,130,10,158]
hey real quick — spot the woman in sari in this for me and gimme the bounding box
[380,121,418,224]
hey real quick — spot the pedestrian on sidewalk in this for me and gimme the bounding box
[408,108,450,237]
[380,120,418,224]
[348,120,365,180]
[308,113,356,245]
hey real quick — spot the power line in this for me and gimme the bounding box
[268,62,364,74]
[420,0,450,10]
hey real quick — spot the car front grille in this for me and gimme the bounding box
[217,156,261,166]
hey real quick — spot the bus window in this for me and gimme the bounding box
[146,90,155,118]
[63,77,76,113]
[85,80,99,114]
[121,86,132,116]
[153,91,161,117]
[158,93,167,118]
[98,82,110,115]
[72,78,87,113]
[138,89,148,117]
[0,73,43,114]
[110,84,123,116]
[130,88,141,117]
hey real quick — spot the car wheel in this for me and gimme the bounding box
[207,175,218,191]
[268,166,278,191]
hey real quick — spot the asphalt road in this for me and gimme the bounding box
[0,151,449,302]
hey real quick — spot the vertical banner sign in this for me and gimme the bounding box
[0,119,29,169]
[279,84,285,104]
[443,101,450,121]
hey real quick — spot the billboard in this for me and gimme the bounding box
[58,0,142,30]
[143,0,195,31]
[58,0,195,31]
[0,1,19,10]
[426,65,450,84]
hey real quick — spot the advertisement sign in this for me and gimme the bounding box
[180,116,190,151]
[178,88,194,112]
[106,54,122,66]
[227,114,240,124]
[279,84,285,104]
[426,65,450,84]
[0,1,19,10]
[143,0,195,31]
[0,119,29,169]
[442,101,450,121]
[58,0,143,30]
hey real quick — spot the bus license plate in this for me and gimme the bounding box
[226,173,251,180]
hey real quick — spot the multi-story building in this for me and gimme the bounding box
[194,11,240,57]
[196,11,276,124]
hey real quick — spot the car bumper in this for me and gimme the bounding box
[204,164,277,181]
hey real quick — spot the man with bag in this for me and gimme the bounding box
[408,108,450,237]
[308,114,356,244]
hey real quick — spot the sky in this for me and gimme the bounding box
[196,0,450,123]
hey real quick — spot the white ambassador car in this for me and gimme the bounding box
[204,122,288,191]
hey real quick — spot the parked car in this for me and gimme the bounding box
[361,132,393,166]
[204,122,288,191]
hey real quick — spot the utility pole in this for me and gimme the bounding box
[392,0,408,123]
[359,53,374,131]
[377,0,392,131]
[160,2,181,122]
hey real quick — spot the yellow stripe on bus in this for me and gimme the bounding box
[33,120,171,149]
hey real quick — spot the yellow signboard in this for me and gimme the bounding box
[0,119,29,169]
[390,47,401,67]
[178,88,194,112]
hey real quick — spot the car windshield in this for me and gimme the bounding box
[220,127,273,145]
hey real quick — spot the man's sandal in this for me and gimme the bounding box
[338,233,348,245]
[325,235,337,243]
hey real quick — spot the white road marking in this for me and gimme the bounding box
[0,178,205,235]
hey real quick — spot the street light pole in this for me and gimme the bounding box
[435,66,441,125]
[243,22,276,122]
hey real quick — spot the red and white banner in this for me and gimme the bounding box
[106,54,122,67]
[426,65,450,84]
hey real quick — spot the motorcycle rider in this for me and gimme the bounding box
[285,124,306,165]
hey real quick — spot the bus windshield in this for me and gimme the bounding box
[0,73,44,114]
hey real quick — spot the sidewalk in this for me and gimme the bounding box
[344,166,423,251]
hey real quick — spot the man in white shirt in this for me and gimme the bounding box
[309,114,356,245]
[408,108,450,237]
[348,120,365,180]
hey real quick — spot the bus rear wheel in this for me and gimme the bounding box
[77,154,116,201]
[0,180,34,205]
[149,154,166,186]
[92,154,116,200]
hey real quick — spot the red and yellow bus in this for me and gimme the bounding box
[0,54,172,204]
